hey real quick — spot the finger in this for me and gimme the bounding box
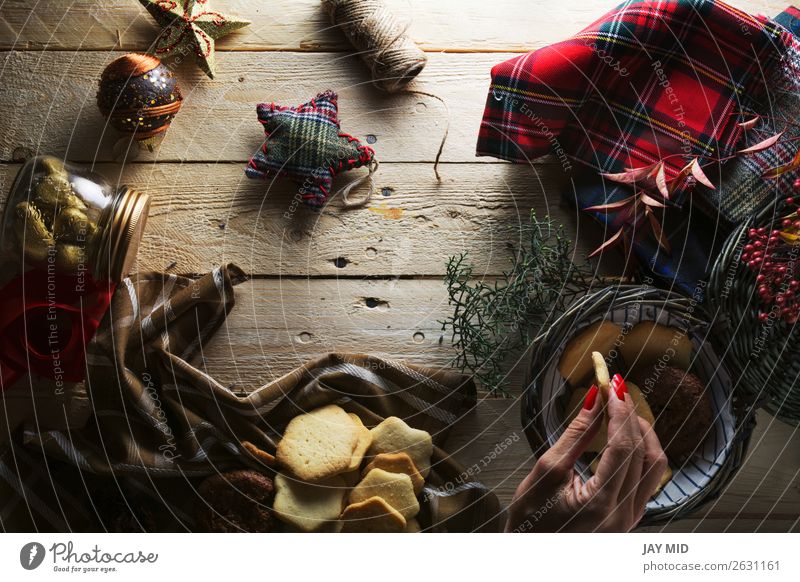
[634,416,669,513]
[617,379,645,515]
[540,384,604,476]
[511,387,603,506]
[591,374,638,499]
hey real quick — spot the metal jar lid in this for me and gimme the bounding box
[91,187,150,282]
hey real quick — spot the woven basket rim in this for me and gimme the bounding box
[706,197,800,426]
[522,284,755,525]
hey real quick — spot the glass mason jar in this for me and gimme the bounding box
[0,155,150,283]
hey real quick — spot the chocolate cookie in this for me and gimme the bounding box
[93,487,157,532]
[632,365,714,461]
[196,470,275,532]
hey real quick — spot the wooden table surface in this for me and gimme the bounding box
[1,0,798,532]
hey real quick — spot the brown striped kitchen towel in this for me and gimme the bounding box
[0,264,501,533]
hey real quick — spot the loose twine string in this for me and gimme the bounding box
[323,0,450,207]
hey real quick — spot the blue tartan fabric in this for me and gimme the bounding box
[569,178,721,296]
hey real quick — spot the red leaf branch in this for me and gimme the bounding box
[587,117,794,259]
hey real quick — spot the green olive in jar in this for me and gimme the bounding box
[55,243,88,272]
[53,206,96,243]
[13,201,54,265]
[34,174,86,218]
[38,155,68,178]
[2,155,150,282]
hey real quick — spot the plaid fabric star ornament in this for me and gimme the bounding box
[139,0,250,79]
[246,91,378,208]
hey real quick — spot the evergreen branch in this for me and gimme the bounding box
[441,212,596,395]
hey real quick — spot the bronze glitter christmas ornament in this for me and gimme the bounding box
[97,53,183,147]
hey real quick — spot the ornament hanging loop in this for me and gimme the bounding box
[338,158,380,208]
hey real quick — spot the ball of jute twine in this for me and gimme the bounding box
[322,0,449,184]
[322,0,427,93]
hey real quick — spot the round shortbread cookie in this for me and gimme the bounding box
[558,321,622,387]
[367,416,433,477]
[273,472,347,532]
[349,468,420,519]
[340,496,407,533]
[347,413,373,471]
[276,404,360,482]
[362,452,424,494]
[619,321,692,377]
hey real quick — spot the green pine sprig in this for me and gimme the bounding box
[441,212,596,396]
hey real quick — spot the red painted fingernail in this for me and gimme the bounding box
[583,384,599,410]
[612,373,627,400]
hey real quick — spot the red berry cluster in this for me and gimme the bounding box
[740,186,800,325]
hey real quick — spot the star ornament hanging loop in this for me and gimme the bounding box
[139,0,250,79]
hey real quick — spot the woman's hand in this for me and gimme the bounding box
[506,374,668,532]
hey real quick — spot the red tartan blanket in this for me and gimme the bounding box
[476,0,793,204]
